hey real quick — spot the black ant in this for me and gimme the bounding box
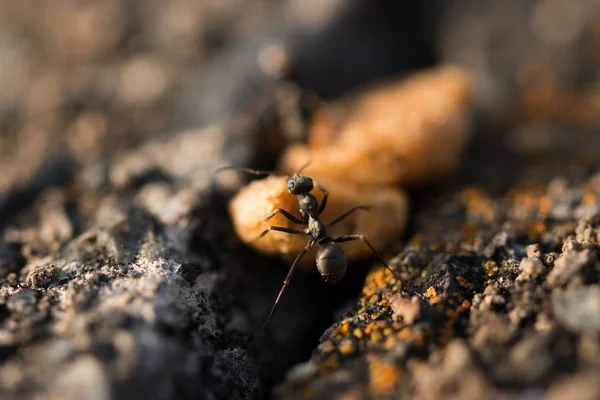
[215,161,401,349]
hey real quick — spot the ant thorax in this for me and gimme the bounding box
[298,193,319,219]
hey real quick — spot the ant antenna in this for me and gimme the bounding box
[214,166,276,176]
[211,166,277,199]
[297,158,312,175]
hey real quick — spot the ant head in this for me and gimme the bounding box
[286,158,314,195]
[286,174,313,195]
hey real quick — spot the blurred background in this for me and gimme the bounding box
[2,0,600,192]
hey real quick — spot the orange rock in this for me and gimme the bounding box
[279,65,474,186]
[228,175,409,268]
[280,145,407,185]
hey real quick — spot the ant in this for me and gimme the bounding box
[215,161,401,349]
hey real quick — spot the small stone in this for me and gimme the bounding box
[547,250,595,286]
[576,215,600,245]
[552,287,600,333]
[525,244,541,259]
[6,289,38,316]
[24,265,56,289]
[382,292,421,324]
[516,258,544,281]
[178,263,200,284]
[546,371,600,400]
[118,56,169,106]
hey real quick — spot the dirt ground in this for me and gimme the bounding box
[1,1,600,399]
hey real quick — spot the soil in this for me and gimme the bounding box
[1,1,600,399]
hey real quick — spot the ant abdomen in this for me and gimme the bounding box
[316,243,347,284]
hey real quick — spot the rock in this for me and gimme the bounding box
[546,370,600,400]
[552,287,600,333]
[382,292,421,324]
[546,250,596,286]
[279,65,475,186]
[278,166,600,398]
[516,258,545,281]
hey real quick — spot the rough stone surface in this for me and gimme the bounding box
[276,171,600,399]
[274,1,600,397]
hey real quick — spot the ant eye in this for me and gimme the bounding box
[287,181,295,189]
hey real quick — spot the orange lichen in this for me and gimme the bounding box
[367,355,403,396]
[456,275,473,290]
[398,328,413,341]
[392,322,403,330]
[384,336,397,350]
[364,269,389,294]
[339,320,351,335]
[339,339,356,355]
[320,354,341,370]
[483,261,499,277]
[426,286,438,298]
[330,326,343,337]
[507,184,547,212]
[461,188,497,222]
[370,331,383,343]
[319,341,336,353]
[537,195,552,216]
[581,192,597,206]
[518,67,600,125]
[369,294,380,304]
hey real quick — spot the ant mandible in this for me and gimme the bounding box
[215,161,402,348]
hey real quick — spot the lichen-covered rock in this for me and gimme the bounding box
[277,170,600,399]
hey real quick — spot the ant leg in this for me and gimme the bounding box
[245,240,315,351]
[316,183,329,214]
[263,208,306,225]
[333,234,402,282]
[252,226,308,241]
[327,205,370,227]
